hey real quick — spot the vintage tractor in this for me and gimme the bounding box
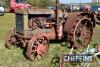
[5,0,96,61]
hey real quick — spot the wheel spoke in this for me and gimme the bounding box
[43,39,48,45]
[35,39,40,45]
[32,50,37,53]
[38,54,43,58]
[32,44,37,48]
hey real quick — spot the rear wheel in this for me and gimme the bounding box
[73,18,93,48]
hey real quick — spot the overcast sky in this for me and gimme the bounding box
[60,0,92,4]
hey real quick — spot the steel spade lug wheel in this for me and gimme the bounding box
[26,35,49,61]
[73,18,93,49]
[5,30,16,49]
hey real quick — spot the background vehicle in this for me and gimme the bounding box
[0,3,5,15]
[6,0,31,12]
[91,6,100,21]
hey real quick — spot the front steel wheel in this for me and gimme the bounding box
[5,30,16,49]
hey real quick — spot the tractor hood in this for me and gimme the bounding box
[15,7,54,15]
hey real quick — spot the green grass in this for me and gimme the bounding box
[0,13,100,67]
[0,13,15,41]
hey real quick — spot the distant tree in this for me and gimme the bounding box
[5,0,10,8]
[0,0,10,8]
[0,0,55,8]
[27,0,55,8]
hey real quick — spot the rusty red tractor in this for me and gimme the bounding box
[5,4,96,61]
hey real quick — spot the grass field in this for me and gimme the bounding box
[0,13,100,67]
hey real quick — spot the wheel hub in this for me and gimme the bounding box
[37,44,47,55]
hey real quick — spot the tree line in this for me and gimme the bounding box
[27,0,55,8]
[0,0,55,8]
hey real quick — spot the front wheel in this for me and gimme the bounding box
[5,30,16,49]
